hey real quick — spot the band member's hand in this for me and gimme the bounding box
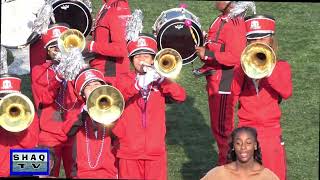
[195,46,206,60]
[138,68,160,89]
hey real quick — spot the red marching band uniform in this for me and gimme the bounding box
[0,75,39,176]
[31,24,79,178]
[232,15,293,180]
[87,0,131,84]
[61,68,118,178]
[112,35,187,179]
[200,12,247,165]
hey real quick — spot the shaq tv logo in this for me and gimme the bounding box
[2,80,13,89]
[250,20,261,30]
[10,149,49,176]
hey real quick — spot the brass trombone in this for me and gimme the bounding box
[142,48,183,79]
[86,85,125,126]
[241,42,276,79]
[0,93,35,132]
[57,29,86,53]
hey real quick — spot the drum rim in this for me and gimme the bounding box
[152,7,201,32]
[52,0,92,36]
[156,19,204,65]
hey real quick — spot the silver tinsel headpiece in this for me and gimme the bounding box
[229,1,256,19]
[0,46,8,75]
[54,48,88,81]
[126,9,144,42]
[32,1,54,35]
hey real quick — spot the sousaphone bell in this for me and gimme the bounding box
[86,85,125,126]
[0,93,35,132]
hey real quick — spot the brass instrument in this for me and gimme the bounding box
[86,85,125,126]
[57,29,86,53]
[241,42,276,79]
[0,93,35,132]
[153,48,183,79]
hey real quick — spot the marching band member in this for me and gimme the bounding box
[194,1,250,165]
[31,23,78,178]
[62,68,118,178]
[0,74,39,177]
[232,15,292,180]
[112,34,186,180]
[87,0,131,84]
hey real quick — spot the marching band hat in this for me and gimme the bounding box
[0,74,21,95]
[42,23,70,49]
[245,14,275,40]
[74,68,105,96]
[127,33,158,58]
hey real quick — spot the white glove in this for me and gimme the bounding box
[138,68,161,89]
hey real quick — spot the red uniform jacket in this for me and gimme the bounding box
[0,115,39,177]
[88,0,131,84]
[112,72,186,160]
[62,105,117,178]
[29,39,46,72]
[232,60,293,135]
[31,62,80,146]
[203,14,247,94]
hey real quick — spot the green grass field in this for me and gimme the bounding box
[16,1,320,179]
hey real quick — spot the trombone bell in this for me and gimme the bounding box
[58,29,86,53]
[0,93,35,132]
[86,85,125,126]
[241,42,277,79]
[154,48,183,78]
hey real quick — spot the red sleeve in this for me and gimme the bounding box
[14,114,39,148]
[114,73,140,102]
[89,7,129,58]
[158,79,187,103]
[265,60,293,99]
[31,64,61,109]
[204,20,246,67]
[231,65,245,96]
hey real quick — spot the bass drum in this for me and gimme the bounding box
[51,0,93,36]
[1,0,45,48]
[153,8,204,65]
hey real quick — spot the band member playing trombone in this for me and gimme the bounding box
[0,74,39,177]
[232,15,292,180]
[62,68,118,178]
[87,0,131,84]
[194,1,249,165]
[31,23,78,178]
[112,34,186,180]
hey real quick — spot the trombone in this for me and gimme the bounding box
[241,42,277,79]
[142,48,183,79]
[86,85,125,126]
[0,93,35,132]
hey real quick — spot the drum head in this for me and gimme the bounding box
[52,0,92,36]
[157,19,203,65]
[1,0,44,48]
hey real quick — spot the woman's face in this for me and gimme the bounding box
[132,53,154,73]
[47,46,60,60]
[233,131,257,163]
[83,81,102,99]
